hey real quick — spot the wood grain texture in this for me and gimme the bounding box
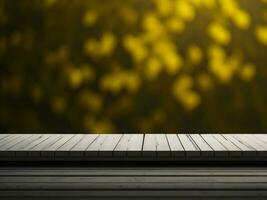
[0,134,267,161]
[1,167,267,199]
[114,134,143,157]
[166,134,185,157]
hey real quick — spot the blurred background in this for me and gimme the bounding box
[1,0,267,133]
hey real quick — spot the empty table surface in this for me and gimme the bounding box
[0,134,267,161]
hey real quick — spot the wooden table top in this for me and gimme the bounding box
[0,134,267,161]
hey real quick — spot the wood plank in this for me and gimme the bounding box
[30,134,63,157]
[2,175,267,184]
[0,134,9,141]
[38,135,73,157]
[113,134,131,157]
[0,134,33,157]
[70,134,99,157]
[26,135,61,157]
[143,134,157,157]
[85,134,122,157]
[0,134,23,147]
[86,134,122,157]
[0,135,13,145]
[0,134,267,161]
[8,134,41,150]
[143,134,170,157]
[55,134,85,157]
[98,134,122,157]
[212,134,242,157]
[2,167,267,197]
[255,134,267,145]
[166,134,185,157]
[20,134,53,151]
[86,134,107,157]
[235,134,267,157]
[2,167,267,176]
[190,134,213,157]
[233,134,262,150]
[201,134,228,157]
[177,134,200,157]
[0,134,22,157]
[0,134,32,151]
[112,134,144,157]
[126,134,144,157]
[8,134,42,157]
[231,135,258,150]
[155,134,171,157]
[247,134,267,149]
[223,134,256,157]
[41,134,74,157]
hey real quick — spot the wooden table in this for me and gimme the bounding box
[0,134,267,161]
[1,134,267,199]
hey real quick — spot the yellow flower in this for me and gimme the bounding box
[145,57,162,80]
[219,0,238,17]
[187,45,203,65]
[202,0,217,8]
[172,75,200,110]
[83,10,97,27]
[191,0,216,8]
[209,58,239,84]
[84,39,99,56]
[89,120,114,133]
[100,71,140,94]
[68,68,83,89]
[197,73,213,91]
[208,45,240,83]
[154,41,183,75]
[255,26,267,45]
[120,7,138,24]
[79,64,95,82]
[100,32,117,56]
[124,72,141,93]
[239,64,256,82]
[182,91,201,111]
[232,10,250,29]
[83,116,115,133]
[66,65,95,89]
[208,45,226,61]
[100,74,123,94]
[263,11,267,21]
[142,13,165,38]
[166,17,185,34]
[175,0,195,22]
[155,0,173,17]
[163,51,183,75]
[79,91,103,112]
[173,75,193,94]
[123,35,148,63]
[84,32,117,57]
[208,22,231,45]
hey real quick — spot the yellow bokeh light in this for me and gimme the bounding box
[255,26,267,45]
[2,0,267,132]
[208,22,231,45]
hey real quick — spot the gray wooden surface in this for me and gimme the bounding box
[0,134,267,161]
[0,167,267,199]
